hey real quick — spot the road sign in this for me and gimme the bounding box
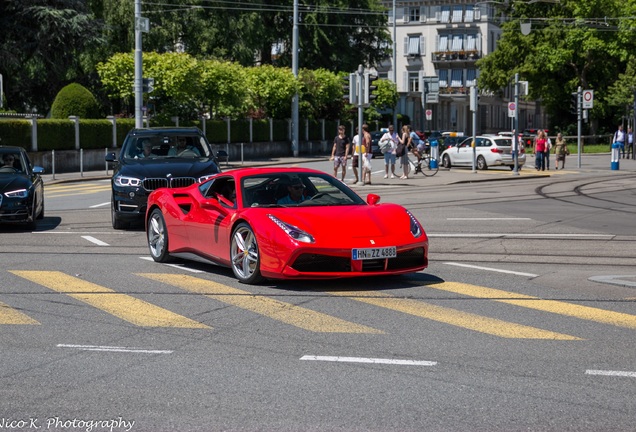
[582,90,594,109]
[426,109,432,120]
[508,102,516,117]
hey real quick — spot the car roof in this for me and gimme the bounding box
[128,127,204,136]
[0,146,25,153]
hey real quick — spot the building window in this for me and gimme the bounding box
[466,69,477,87]
[451,34,463,52]
[464,8,474,23]
[451,7,463,23]
[438,6,450,23]
[450,69,463,88]
[404,35,425,56]
[438,70,448,88]
[409,7,420,23]
[409,72,420,92]
[437,35,449,52]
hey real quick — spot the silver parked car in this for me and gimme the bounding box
[440,135,526,170]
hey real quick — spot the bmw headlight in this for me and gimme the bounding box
[4,189,28,198]
[406,210,423,238]
[268,214,315,243]
[114,175,142,187]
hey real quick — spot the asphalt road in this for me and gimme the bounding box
[1,156,635,431]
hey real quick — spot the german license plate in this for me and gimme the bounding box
[352,247,396,260]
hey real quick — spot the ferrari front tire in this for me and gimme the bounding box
[231,222,263,284]
[148,208,172,263]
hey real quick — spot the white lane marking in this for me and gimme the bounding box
[139,256,205,273]
[446,217,532,221]
[444,262,538,278]
[300,355,437,366]
[33,231,131,235]
[585,370,636,378]
[90,202,111,208]
[429,233,613,239]
[81,236,110,246]
[58,344,172,354]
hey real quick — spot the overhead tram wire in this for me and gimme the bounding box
[143,1,388,17]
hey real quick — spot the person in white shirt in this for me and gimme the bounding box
[381,125,399,179]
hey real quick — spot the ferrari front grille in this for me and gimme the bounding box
[291,247,426,273]
[143,177,197,191]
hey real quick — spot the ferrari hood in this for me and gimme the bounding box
[0,175,32,192]
[266,204,412,244]
[119,158,220,179]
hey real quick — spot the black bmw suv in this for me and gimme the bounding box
[105,127,221,229]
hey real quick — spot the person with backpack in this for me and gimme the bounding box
[380,125,399,179]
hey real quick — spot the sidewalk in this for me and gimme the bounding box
[42,153,635,187]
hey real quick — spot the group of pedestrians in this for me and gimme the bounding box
[331,123,428,184]
[534,130,569,171]
[330,123,373,185]
[613,124,635,160]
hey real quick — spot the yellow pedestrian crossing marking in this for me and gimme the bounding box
[44,183,111,198]
[425,282,636,329]
[325,289,580,340]
[0,301,40,325]
[10,271,209,329]
[139,273,382,334]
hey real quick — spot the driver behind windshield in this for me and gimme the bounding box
[168,137,200,156]
[1,154,16,169]
[277,177,307,205]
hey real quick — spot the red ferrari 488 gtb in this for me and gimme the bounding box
[146,167,428,284]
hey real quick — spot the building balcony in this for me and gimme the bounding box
[432,50,481,63]
[440,86,469,96]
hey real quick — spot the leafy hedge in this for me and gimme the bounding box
[0,117,340,150]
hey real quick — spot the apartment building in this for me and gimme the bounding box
[377,1,547,134]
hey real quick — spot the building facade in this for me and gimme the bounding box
[377,1,547,134]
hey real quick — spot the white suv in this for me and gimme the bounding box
[440,135,526,170]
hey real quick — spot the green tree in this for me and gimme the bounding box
[245,65,299,119]
[0,0,104,113]
[477,0,635,133]
[50,83,101,119]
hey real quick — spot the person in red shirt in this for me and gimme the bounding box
[534,129,547,171]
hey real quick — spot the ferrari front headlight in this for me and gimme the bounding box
[406,210,423,238]
[268,214,315,243]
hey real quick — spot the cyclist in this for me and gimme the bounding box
[409,127,428,163]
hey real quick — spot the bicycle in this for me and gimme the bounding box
[407,151,439,177]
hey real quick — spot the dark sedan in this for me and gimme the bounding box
[0,146,45,229]
[105,127,222,229]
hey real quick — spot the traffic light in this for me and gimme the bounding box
[364,72,379,105]
[570,92,578,115]
[142,78,155,93]
[343,73,356,104]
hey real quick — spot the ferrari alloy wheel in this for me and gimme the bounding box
[230,222,263,284]
[148,208,171,263]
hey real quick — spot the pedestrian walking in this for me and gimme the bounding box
[351,127,363,184]
[628,126,634,159]
[381,125,398,179]
[361,124,373,185]
[544,135,552,170]
[613,124,625,158]
[330,125,350,182]
[553,132,569,170]
[534,129,547,171]
[397,125,411,179]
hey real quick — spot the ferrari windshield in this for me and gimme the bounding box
[242,173,366,207]
[122,134,212,160]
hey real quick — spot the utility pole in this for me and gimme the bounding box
[291,0,299,157]
[513,73,520,175]
[134,0,143,128]
[392,0,397,127]
[357,64,364,185]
